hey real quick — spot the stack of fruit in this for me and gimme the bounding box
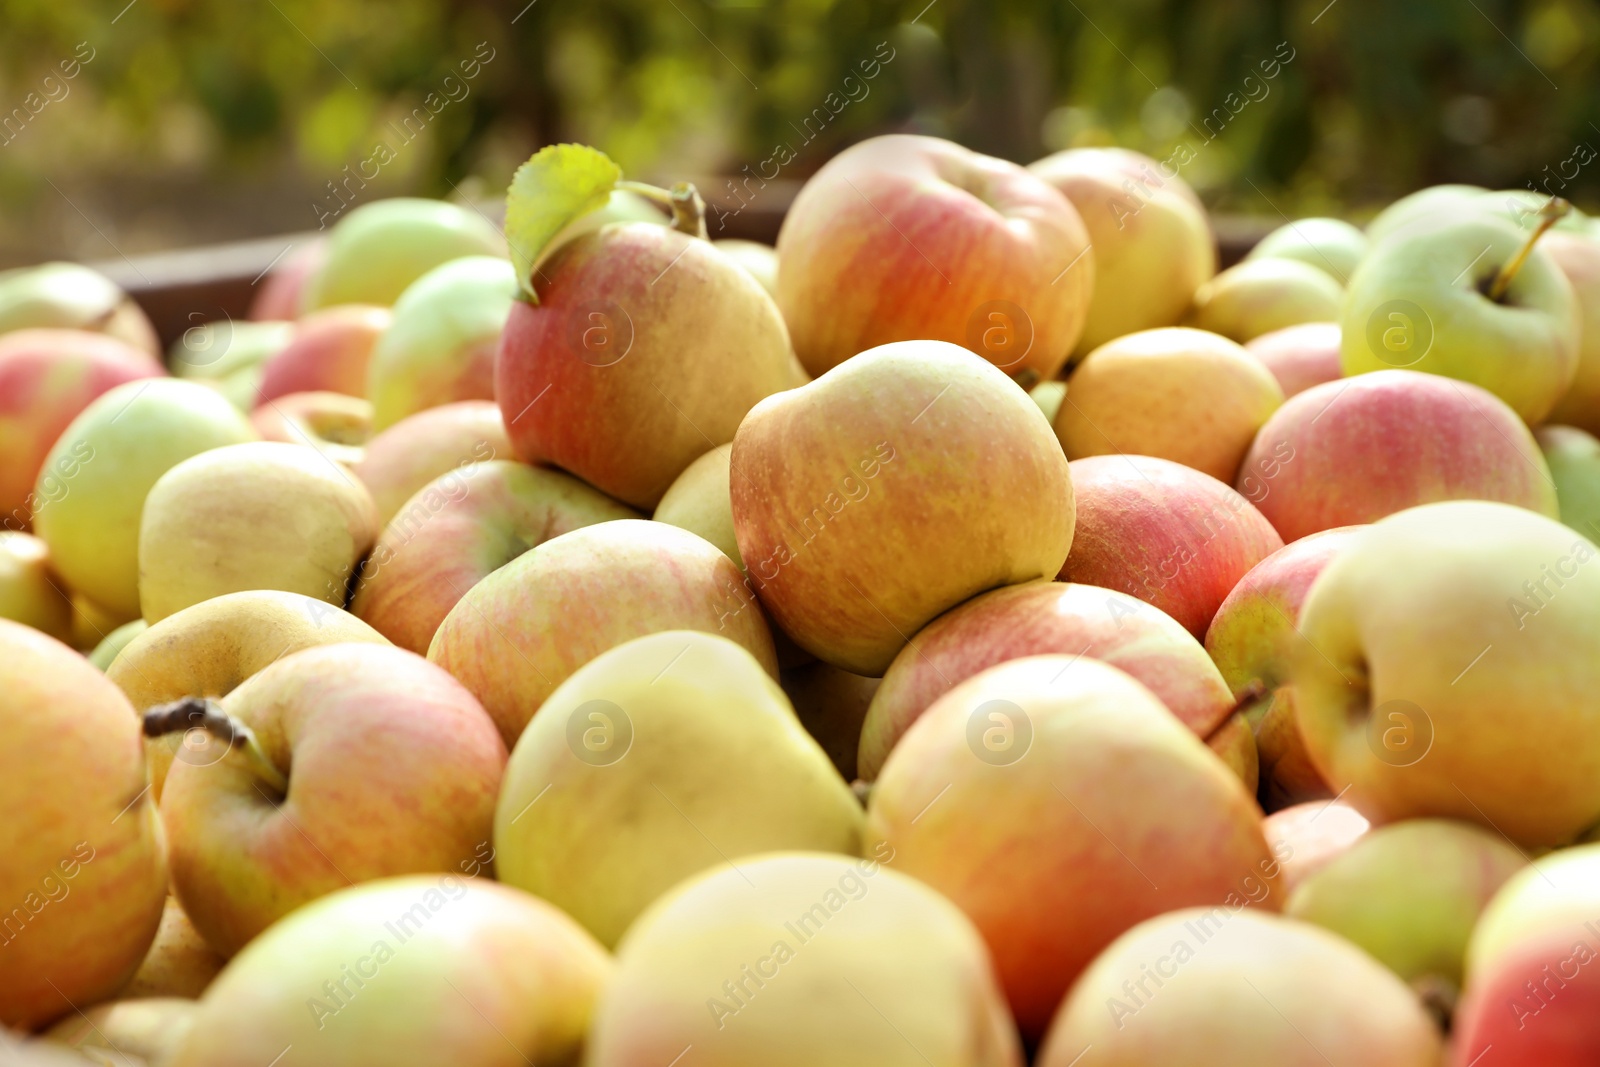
[3,133,1599,1067]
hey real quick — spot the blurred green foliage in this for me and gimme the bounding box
[2,0,1599,261]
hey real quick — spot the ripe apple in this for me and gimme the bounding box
[1037,909,1443,1066]
[1058,454,1283,639]
[255,304,391,404]
[155,643,506,956]
[247,238,324,320]
[0,531,72,642]
[1240,369,1558,543]
[857,580,1235,782]
[1292,500,1600,847]
[0,621,167,1030]
[138,441,381,624]
[32,378,257,618]
[1188,258,1345,342]
[1538,423,1600,541]
[780,661,879,782]
[351,460,638,654]
[1246,216,1369,282]
[300,198,504,311]
[44,997,198,1063]
[1341,213,1578,423]
[711,238,778,294]
[1262,800,1371,894]
[0,262,160,354]
[1244,321,1342,397]
[1056,326,1283,482]
[250,390,372,467]
[366,255,513,430]
[867,655,1278,1038]
[495,631,863,946]
[496,221,805,510]
[586,852,1022,1067]
[354,399,509,523]
[428,519,777,748]
[1028,146,1214,355]
[119,896,225,998]
[0,328,165,528]
[1543,229,1600,433]
[652,442,740,568]
[169,319,294,411]
[166,876,612,1067]
[731,340,1074,675]
[778,133,1093,381]
[1207,710,1260,794]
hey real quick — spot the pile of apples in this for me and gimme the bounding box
[4,131,1600,1067]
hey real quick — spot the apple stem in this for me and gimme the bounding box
[1486,197,1571,302]
[142,697,289,796]
[616,180,708,238]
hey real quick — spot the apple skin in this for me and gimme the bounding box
[1029,379,1067,423]
[1543,230,1600,433]
[166,876,612,1067]
[1206,710,1260,794]
[428,519,778,749]
[33,378,258,619]
[352,460,639,654]
[354,399,510,523]
[170,319,295,411]
[161,643,506,957]
[731,340,1074,675]
[250,389,372,467]
[0,531,73,642]
[1292,501,1600,847]
[586,852,1022,1067]
[1364,183,1487,244]
[1188,258,1344,343]
[652,442,741,568]
[255,304,392,404]
[711,238,778,295]
[780,661,880,782]
[138,441,382,624]
[0,621,168,1031]
[857,580,1235,782]
[1239,369,1559,543]
[119,895,225,998]
[1058,454,1283,639]
[1028,146,1214,356]
[0,262,160,355]
[1205,527,1363,807]
[44,997,198,1063]
[867,655,1278,1040]
[367,255,512,430]
[1453,843,1600,1066]
[496,222,805,510]
[87,617,145,671]
[1244,321,1342,397]
[1341,215,1578,424]
[1538,424,1600,542]
[1037,908,1443,1067]
[1246,216,1370,282]
[0,329,165,529]
[1056,326,1284,482]
[247,238,324,321]
[300,198,505,311]
[778,134,1093,382]
[1262,801,1371,895]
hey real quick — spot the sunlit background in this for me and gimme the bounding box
[3,0,1598,267]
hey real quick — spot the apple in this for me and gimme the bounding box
[250,390,372,467]
[0,621,167,1030]
[495,631,862,946]
[1187,258,1345,343]
[67,592,133,650]
[0,262,160,355]
[300,198,504,311]
[1262,800,1371,894]
[166,876,611,1067]
[778,134,1093,382]
[1246,216,1369,282]
[1029,379,1067,423]
[652,442,740,568]
[354,400,510,523]
[247,238,324,321]
[731,340,1074,675]
[87,617,145,671]
[1341,213,1578,423]
[1538,424,1600,541]
[586,852,1022,1067]
[428,519,778,748]
[119,896,225,998]
[1454,843,1600,1066]
[367,255,513,430]
[0,329,165,528]
[780,661,879,783]
[1244,321,1342,397]
[1056,326,1284,482]
[857,580,1235,782]
[1364,183,1487,244]
[1240,369,1558,543]
[169,318,294,411]
[1058,454,1283,639]
[1028,146,1214,355]
[711,238,778,294]
[1292,500,1600,847]
[1207,711,1259,794]
[0,531,72,642]
[1037,909,1443,1066]
[44,997,198,1063]
[154,642,506,956]
[138,441,381,624]
[1543,229,1600,433]
[32,378,258,618]
[867,655,1278,1039]
[351,460,638,654]
[255,304,391,404]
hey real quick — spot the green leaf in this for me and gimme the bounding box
[504,143,622,301]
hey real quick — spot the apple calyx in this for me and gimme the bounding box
[142,697,289,796]
[1485,196,1571,303]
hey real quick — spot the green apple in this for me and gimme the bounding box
[1537,424,1600,543]
[1188,258,1344,342]
[169,319,294,410]
[651,442,740,568]
[300,198,505,311]
[1364,183,1487,244]
[32,378,257,619]
[0,531,72,643]
[0,261,160,354]
[1029,379,1066,423]
[1246,216,1369,283]
[86,617,145,671]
